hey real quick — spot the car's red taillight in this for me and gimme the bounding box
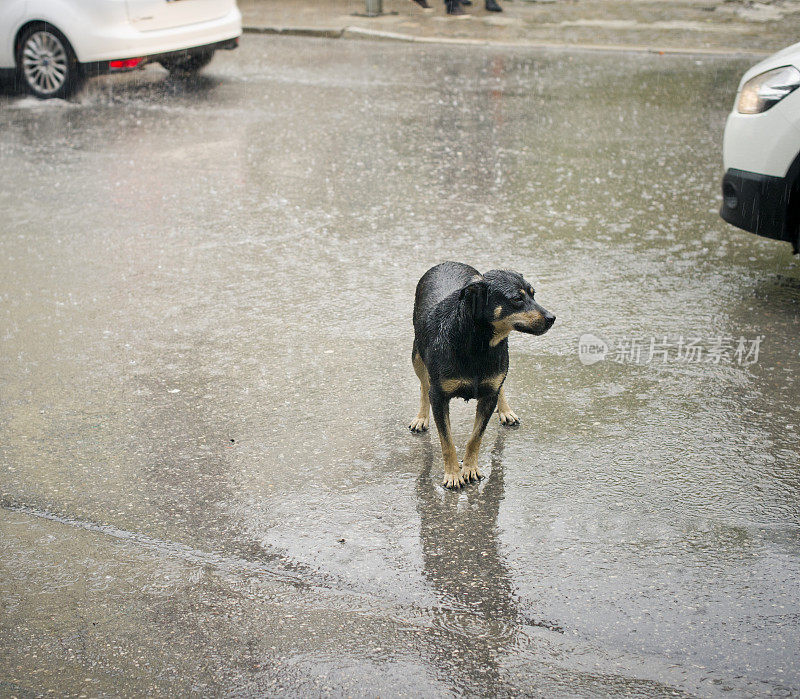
[109,58,143,70]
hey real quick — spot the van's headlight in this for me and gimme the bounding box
[737,65,800,114]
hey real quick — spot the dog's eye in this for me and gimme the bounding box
[511,295,524,308]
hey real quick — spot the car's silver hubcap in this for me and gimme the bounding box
[22,31,68,95]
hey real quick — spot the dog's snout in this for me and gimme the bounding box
[544,313,556,329]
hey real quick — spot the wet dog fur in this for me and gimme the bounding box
[409,261,555,488]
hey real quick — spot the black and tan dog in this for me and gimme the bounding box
[409,261,555,488]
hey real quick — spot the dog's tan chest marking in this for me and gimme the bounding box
[441,374,505,395]
[440,377,473,394]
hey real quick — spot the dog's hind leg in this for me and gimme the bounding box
[409,349,431,432]
[430,392,463,489]
[462,395,498,482]
[496,385,520,426]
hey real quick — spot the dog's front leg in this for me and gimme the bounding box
[462,395,498,483]
[496,385,520,426]
[430,391,463,489]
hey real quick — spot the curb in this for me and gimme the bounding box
[244,26,344,39]
[243,24,768,57]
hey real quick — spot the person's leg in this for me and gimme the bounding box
[446,0,468,15]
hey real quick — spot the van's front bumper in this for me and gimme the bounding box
[720,168,795,243]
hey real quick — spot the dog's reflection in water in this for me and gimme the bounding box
[414,428,519,692]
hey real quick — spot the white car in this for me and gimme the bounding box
[0,0,241,99]
[721,41,800,253]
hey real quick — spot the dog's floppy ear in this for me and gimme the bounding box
[460,280,488,321]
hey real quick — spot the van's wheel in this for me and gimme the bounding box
[161,50,215,75]
[17,25,84,99]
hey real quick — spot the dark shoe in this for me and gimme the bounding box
[412,0,431,7]
[461,0,472,5]
[485,0,502,10]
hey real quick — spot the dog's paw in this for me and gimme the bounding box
[498,409,520,426]
[442,471,465,489]
[461,463,483,483]
[408,416,429,432]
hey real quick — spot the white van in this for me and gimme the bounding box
[0,0,241,99]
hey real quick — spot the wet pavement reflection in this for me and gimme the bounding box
[1,35,799,695]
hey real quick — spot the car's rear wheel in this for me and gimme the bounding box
[161,50,215,75]
[17,25,84,99]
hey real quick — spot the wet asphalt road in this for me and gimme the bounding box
[1,35,800,696]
